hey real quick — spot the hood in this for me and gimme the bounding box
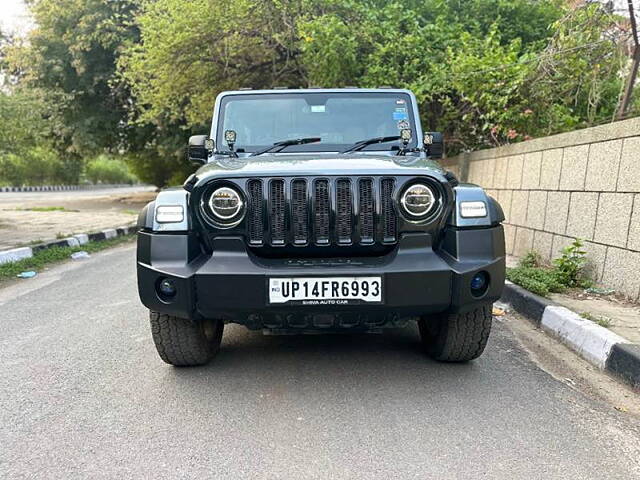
[194,153,446,183]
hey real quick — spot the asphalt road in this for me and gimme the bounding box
[0,186,155,204]
[1,245,640,479]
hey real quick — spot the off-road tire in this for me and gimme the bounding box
[418,304,492,362]
[149,311,224,366]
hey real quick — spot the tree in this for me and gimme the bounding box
[119,0,304,126]
[6,0,635,187]
[9,0,142,155]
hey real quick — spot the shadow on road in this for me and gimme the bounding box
[162,323,487,391]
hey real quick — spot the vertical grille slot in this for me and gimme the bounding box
[381,178,397,242]
[314,179,330,244]
[336,179,353,244]
[291,179,308,244]
[358,179,374,244]
[247,180,263,245]
[269,180,285,245]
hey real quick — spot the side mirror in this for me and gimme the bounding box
[423,132,444,159]
[188,135,213,164]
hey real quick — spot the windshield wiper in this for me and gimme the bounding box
[340,135,401,154]
[250,137,321,156]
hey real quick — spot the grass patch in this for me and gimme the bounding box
[580,312,612,328]
[20,206,79,212]
[506,265,565,297]
[0,234,134,282]
[506,240,592,297]
[121,209,139,215]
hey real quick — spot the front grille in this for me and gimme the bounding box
[247,177,397,247]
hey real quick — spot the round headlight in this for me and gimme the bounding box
[401,183,436,218]
[209,186,243,221]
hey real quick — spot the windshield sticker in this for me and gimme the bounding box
[310,105,326,113]
[396,99,406,105]
[397,120,409,130]
[393,111,408,121]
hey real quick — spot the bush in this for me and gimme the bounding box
[553,239,590,288]
[507,266,565,297]
[0,147,67,186]
[506,240,590,297]
[85,155,137,185]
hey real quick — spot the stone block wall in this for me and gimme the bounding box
[441,117,640,301]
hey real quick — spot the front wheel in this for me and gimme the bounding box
[149,311,224,366]
[418,304,492,362]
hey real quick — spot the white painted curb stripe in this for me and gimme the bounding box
[73,234,89,245]
[0,247,34,266]
[65,237,80,247]
[103,229,117,239]
[540,306,627,369]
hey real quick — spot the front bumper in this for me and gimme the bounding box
[137,227,505,330]
[138,226,505,329]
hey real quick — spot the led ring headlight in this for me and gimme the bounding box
[209,186,243,221]
[401,183,436,218]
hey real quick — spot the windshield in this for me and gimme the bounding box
[215,92,417,153]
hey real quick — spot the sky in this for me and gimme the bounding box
[1,0,32,35]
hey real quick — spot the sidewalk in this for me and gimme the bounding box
[506,254,640,345]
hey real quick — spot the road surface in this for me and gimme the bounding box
[1,244,639,479]
[0,186,155,204]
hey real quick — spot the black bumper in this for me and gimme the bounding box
[137,227,505,329]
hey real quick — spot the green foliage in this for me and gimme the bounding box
[24,207,71,212]
[507,265,565,297]
[580,312,612,328]
[119,0,629,157]
[507,240,591,297]
[553,238,590,288]
[85,155,136,184]
[4,0,637,186]
[7,0,142,156]
[119,0,305,126]
[520,250,543,268]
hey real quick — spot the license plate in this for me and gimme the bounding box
[269,277,382,305]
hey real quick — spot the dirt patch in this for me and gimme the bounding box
[0,187,156,250]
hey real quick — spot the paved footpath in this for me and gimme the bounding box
[1,245,639,479]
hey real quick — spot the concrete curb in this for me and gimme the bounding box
[0,225,137,266]
[502,281,640,389]
[0,184,137,193]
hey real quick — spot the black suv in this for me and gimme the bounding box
[137,88,505,366]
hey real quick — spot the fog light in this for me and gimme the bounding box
[470,271,489,297]
[158,278,176,298]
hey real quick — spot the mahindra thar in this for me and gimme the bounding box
[137,88,505,366]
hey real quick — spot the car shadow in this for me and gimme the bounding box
[162,322,490,391]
